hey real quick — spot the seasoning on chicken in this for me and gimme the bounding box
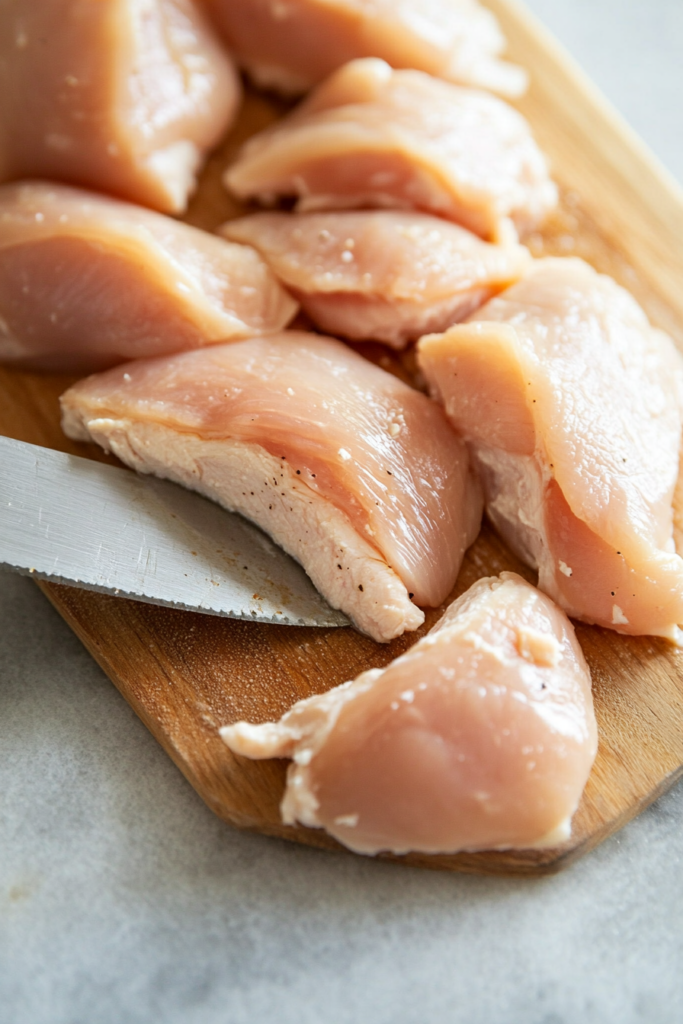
[221,210,532,349]
[0,0,240,213]
[221,572,597,855]
[224,59,556,244]
[201,0,527,98]
[60,333,483,641]
[0,182,297,373]
[418,258,683,641]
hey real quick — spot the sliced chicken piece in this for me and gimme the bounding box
[221,210,532,349]
[418,258,683,641]
[60,332,483,641]
[0,182,297,373]
[221,572,597,855]
[201,0,527,98]
[224,59,556,243]
[0,0,240,213]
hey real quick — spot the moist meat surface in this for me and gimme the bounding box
[60,332,483,640]
[221,210,532,348]
[418,257,683,640]
[225,59,557,242]
[0,182,297,373]
[201,0,527,98]
[221,572,597,855]
[0,0,240,212]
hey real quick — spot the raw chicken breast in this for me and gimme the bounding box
[0,0,240,213]
[201,0,527,98]
[0,182,297,373]
[418,258,683,641]
[221,572,597,855]
[60,333,483,642]
[224,59,557,243]
[221,211,532,349]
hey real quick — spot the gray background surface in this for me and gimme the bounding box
[2,2,683,1021]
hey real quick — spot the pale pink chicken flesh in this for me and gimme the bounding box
[0,0,241,213]
[0,182,297,373]
[60,333,483,642]
[221,572,597,855]
[221,210,533,349]
[418,258,683,641]
[224,59,557,243]
[201,0,527,98]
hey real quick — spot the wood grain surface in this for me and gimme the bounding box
[3,0,683,876]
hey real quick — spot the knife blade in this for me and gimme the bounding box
[0,436,349,628]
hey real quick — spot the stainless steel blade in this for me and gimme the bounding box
[0,436,349,627]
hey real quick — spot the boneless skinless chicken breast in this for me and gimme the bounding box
[201,0,527,98]
[60,333,483,642]
[0,0,240,213]
[221,573,597,855]
[418,258,683,640]
[224,59,557,243]
[0,182,297,373]
[221,211,532,349]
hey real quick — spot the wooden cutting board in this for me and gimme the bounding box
[3,0,683,876]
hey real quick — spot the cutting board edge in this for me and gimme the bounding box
[37,579,683,878]
[10,0,683,876]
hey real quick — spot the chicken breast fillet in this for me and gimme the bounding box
[201,0,527,98]
[221,572,597,855]
[0,0,240,213]
[224,59,557,243]
[418,258,683,641]
[60,332,483,642]
[221,211,532,349]
[0,182,297,373]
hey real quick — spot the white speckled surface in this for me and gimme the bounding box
[2,3,683,1021]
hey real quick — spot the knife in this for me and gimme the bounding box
[0,436,349,628]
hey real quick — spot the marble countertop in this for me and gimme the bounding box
[2,2,683,1021]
